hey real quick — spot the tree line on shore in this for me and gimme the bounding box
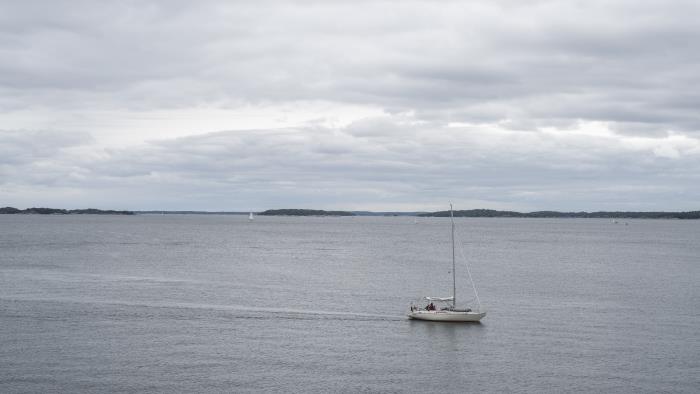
[419,209,700,219]
[0,207,134,215]
[258,209,354,216]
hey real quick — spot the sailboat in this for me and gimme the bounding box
[408,204,486,322]
[248,212,254,221]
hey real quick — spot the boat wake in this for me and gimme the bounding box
[1,296,406,322]
[221,304,406,322]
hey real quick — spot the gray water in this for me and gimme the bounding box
[1,215,698,393]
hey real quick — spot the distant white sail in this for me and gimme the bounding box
[248,212,254,221]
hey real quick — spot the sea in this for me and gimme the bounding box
[1,214,698,393]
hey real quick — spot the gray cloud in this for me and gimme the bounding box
[0,129,92,165]
[2,1,699,134]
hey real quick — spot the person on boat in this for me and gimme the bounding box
[426,302,435,311]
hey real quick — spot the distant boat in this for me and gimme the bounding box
[408,204,486,322]
[248,212,254,221]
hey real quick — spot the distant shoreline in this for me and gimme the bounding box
[257,209,354,216]
[1,207,698,219]
[0,207,134,215]
[419,209,700,220]
[133,208,700,219]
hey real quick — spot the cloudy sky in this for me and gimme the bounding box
[1,0,699,211]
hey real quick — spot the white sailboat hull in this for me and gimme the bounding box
[408,310,486,322]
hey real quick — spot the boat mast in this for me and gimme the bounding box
[450,203,456,308]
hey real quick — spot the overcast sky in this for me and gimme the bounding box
[1,0,699,211]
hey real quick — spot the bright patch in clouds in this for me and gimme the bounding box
[0,102,384,147]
